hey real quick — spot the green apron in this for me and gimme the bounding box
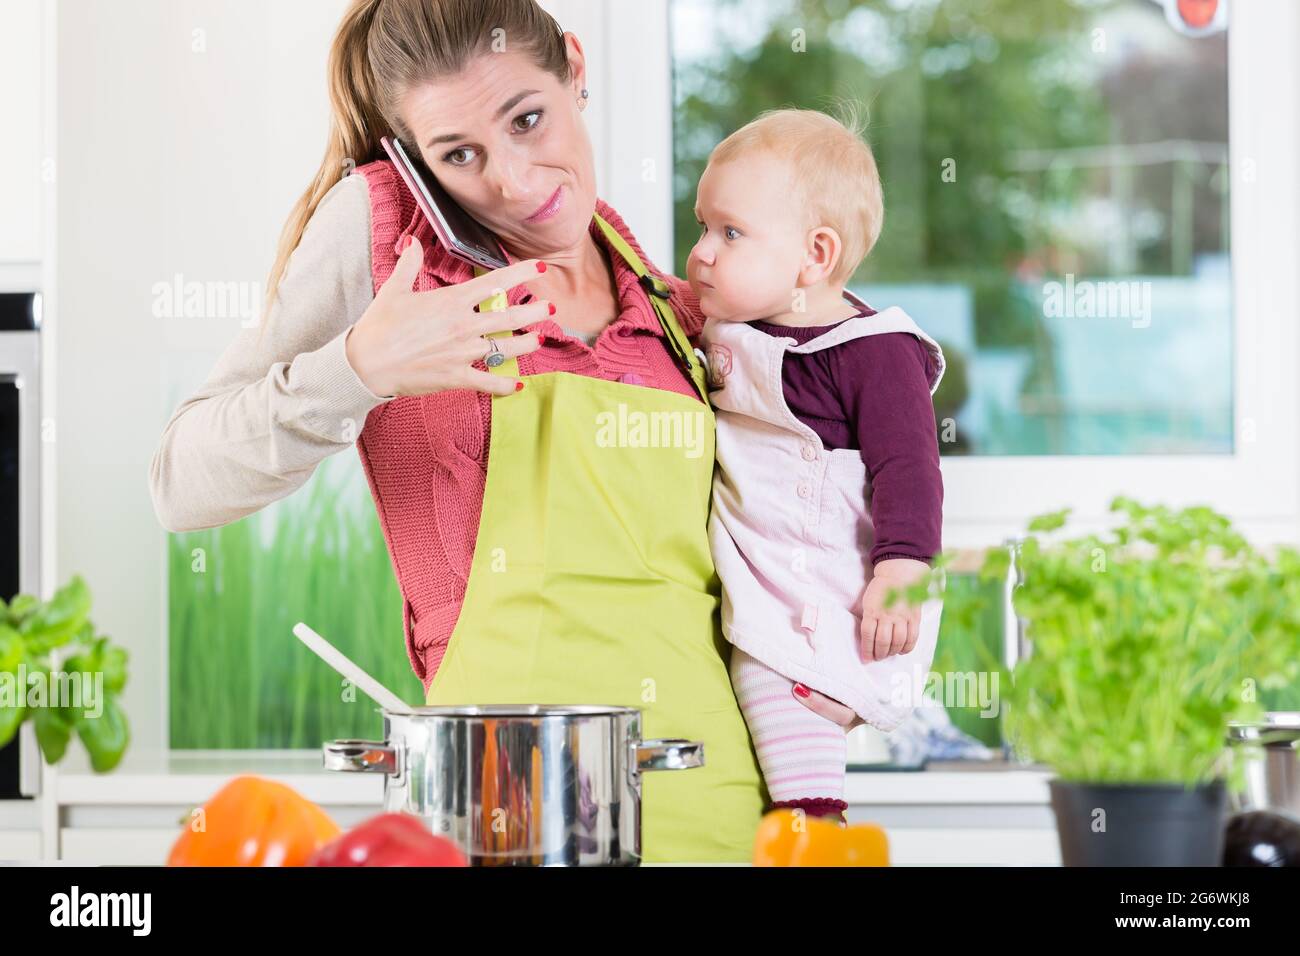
[424,214,767,862]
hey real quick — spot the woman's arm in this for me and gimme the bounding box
[149,173,387,533]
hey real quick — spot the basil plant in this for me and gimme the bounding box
[0,575,131,773]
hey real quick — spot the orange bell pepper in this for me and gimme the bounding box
[167,775,342,866]
[752,809,889,866]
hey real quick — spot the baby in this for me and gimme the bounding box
[687,107,947,826]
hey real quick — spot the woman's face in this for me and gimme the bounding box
[398,34,595,263]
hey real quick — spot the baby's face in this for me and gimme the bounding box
[686,152,812,323]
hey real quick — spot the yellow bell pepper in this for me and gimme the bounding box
[752,809,889,866]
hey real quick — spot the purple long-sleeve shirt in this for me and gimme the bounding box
[748,306,943,568]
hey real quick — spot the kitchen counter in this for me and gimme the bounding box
[6,750,1061,865]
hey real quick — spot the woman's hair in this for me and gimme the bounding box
[257,0,571,339]
[708,103,883,286]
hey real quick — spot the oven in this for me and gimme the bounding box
[0,292,41,800]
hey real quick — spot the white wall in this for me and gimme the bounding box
[0,0,44,267]
[54,0,353,761]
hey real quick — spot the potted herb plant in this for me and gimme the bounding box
[893,496,1300,866]
[0,574,131,773]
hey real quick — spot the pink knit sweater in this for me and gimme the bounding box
[353,160,707,694]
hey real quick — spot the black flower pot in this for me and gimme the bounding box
[1049,778,1227,866]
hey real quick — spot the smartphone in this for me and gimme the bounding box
[380,134,510,271]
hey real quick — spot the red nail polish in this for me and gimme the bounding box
[793,683,810,698]
[515,380,525,391]
[537,333,547,346]
[400,235,412,251]
[548,302,556,315]
[536,261,547,273]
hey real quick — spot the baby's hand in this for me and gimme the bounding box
[859,558,928,662]
[792,560,930,726]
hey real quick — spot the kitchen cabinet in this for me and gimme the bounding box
[54,763,384,866]
[0,800,42,861]
[845,762,1061,866]
[2,753,1061,866]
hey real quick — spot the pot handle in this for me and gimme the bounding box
[323,739,399,775]
[633,738,704,773]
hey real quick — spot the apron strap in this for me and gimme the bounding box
[591,215,706,402]
[471,214,707,401]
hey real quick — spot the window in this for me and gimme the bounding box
[659,0,1300,743]
[652,0,1299,545]
[670,0,1232,456]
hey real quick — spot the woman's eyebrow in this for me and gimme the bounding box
[425,89,542,148]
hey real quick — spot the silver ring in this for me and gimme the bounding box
[483,337,505,368]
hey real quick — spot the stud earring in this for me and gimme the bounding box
[579,87,589,110]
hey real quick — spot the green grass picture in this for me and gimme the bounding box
[167,453,424,749]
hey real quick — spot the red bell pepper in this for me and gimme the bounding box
[307,812,469,867]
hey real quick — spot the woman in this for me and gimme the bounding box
[149,0,842,862]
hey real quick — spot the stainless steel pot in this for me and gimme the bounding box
[323,704,703,866]
[1226,711,1300,816]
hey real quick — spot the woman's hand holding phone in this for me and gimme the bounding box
[345,236,549,398]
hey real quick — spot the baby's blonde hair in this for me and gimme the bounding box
[708,104,883,285]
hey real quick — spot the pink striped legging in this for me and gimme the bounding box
[728,645,848,804]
